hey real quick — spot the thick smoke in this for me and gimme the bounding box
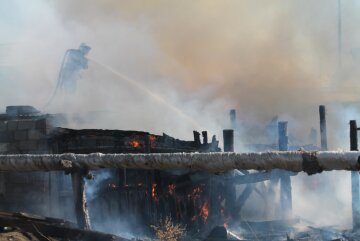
[51,0,360,130]
[2,0,360,232]
[2,0,360,140]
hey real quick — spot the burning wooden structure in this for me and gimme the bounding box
[2,105,360,241]
[0,106,223,235]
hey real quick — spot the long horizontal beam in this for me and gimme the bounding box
[0,151,359,174]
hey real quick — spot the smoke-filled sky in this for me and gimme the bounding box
[2,0,360,144]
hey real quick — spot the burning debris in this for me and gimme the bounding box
[0,106,224,239]
[0,105,360,241]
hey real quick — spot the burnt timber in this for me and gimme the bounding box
[0,105,224,236]
[0,211,130,241]
[1,105,354,240]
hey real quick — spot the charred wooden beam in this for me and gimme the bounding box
[193,131,201,146]
[0,151,360,173]
[223,129,234,152]
[202,131,208,145]
[319,105,328,151]
[350,120,360,230]
[223,129,236,215]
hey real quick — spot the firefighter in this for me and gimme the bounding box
[59,43,91,93]
[43,43,91,110]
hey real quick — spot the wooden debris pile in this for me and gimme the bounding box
[0,211,130,241]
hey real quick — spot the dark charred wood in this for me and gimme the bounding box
[0,211,130,241]
[319,105,328,151]
[193,131,201,146]
[350,120,360,230]
[50,128,220,154]
[223,129,234,152]
[202,131,208,145]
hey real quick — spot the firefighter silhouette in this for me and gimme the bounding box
[59,43,91,93]
[43,43,91,109]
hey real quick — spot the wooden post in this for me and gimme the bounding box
[350,120,360,230]
[223,129,234,152]
[319,105,328,151]
[230,109,236,130]
[223,129,236,218]
[193,131,201,146]
[71,171,91,230]
[202,131,208,145]
[278,121,292,219]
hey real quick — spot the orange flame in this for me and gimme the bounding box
[199,202,209,223]
[152,184,158,203]
[129,140,141,148]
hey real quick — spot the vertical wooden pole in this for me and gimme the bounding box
[193,131,201,146]
[223,129,236,218]
[319,105,328,151]
[223,129,234,152]
[350,120,360,230]
[71,171,91,230]
[278,121,292,219]
[202,131,208,145]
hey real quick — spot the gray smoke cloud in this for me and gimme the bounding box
[2,0,360,143]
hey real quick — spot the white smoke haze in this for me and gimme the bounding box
[2,0,360,233]
[292,171,352,229]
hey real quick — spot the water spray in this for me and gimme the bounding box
[88,57,201,129]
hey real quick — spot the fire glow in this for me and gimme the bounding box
[129,140,141,148]
[152,184,158,203]
[199,202,209,223]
